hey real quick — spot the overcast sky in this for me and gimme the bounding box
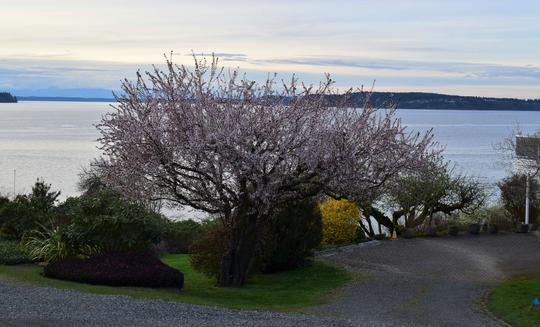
[1,0,540,98]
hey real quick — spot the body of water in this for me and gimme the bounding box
[1,101,540,216]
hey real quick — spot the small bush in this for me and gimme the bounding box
[257,198,322,273]
[499,174,539,224]
[0,196,48,240]
[162,219,204,254]
[189,224,228,278]
[0,240,33,265]
[0,180,60,240]
[319,199,360,245]
[485,206,514,231]
[44,251,184,289]
[489,224,498,234]
[59,191,168,253]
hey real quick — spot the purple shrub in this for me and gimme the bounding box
[44,251,184,289]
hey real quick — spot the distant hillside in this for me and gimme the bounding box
[12,91,540,110]
[0,92,17,103]
[340,92,540,110]
[18,96,114,102]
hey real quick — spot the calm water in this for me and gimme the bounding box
[1,101,540,213]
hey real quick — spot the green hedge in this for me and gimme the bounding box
[0,240,33,265]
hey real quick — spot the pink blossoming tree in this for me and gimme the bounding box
[96,55,437,286]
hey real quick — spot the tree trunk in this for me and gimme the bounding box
[217,201,260,287]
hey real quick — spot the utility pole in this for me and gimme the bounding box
[525,174,530,225]
[13,169,16,199]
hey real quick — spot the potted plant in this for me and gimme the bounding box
[517,223,529,233]
[448,225,459,236]
[468,223,480,235]
[481,222,489,232]
[402,228,416,239]
[374,233,385,240]
[426,226,438,237]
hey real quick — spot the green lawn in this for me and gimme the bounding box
[488,279,540,327]
[0,254,352,311]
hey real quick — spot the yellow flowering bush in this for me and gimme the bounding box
[319,199,360,245]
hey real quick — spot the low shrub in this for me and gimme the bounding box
[257,198,322,273]
[189,224,228,278]
[162,219,204,254]
[0,240,33,265]
[319,199,360,245]
[59,191,168,253]
[489,224,498,234]
[436,230,448,237]
[44,251,184,289]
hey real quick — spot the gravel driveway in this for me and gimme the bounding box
[1,233,539,326]
[307,233,540,326]
[0,282,352,327]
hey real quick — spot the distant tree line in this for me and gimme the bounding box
[325,92,540,110]
[0,92,17,103]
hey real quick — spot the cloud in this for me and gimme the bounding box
[184,52,248,62]
[255,56,540,80]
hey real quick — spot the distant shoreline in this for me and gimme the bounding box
[18,96,115,103]
[14,91,540,111]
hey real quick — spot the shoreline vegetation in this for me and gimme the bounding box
[0,92,17,103]
[12,91,540,110]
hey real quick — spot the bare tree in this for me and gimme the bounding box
[96,54,437,286]
[359,159,487,236]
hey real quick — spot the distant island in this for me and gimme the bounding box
[320,92,540,111]
[333,92,540,111]
[0,92,17,103]
[11,92,540,110]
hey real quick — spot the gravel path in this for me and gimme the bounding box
[307,233,540,326]
[0,282,352,327]
[1,233,539,326]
